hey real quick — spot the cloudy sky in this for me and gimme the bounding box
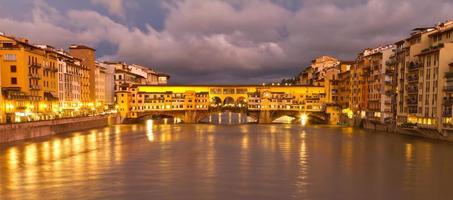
[0,0,452,84]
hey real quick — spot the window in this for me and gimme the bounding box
[2,43,13,48]
[4,54,16,61]
[11,77,17,85]
[10,65,16,72]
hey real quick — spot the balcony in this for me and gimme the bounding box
[408,62,420,71]
[443,98,453,105]
[444,86,453,92]
[29,63,42,68]
[385,69,394,75]
[385,90,395,97]
[29,85,41,90]
[406,99,418,106]
[28,73,41,79]
[445,71,453,79]
[386,59,398,66]
[407,87,418,94]
[407,75,418,82]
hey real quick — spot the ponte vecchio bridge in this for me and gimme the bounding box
[116,85,336,124]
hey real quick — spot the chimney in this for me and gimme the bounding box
[18,38,29,44]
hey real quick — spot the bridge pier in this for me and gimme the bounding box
[258,110,272,124]
[183,111,198,124]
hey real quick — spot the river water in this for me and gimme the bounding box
[1,122,453,200]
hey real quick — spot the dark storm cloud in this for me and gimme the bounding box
[0,0,452,84]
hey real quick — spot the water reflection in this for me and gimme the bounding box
[1,125,453,199]
[201,111,254,124]
[146,119,155,142]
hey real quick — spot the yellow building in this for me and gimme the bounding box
[0,35,59,123]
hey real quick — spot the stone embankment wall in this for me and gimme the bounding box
[0,114,120,143]
[362,120,453,142]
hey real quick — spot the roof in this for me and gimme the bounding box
[411,27,435,32]
[157,73,171,78]
[69,44,96,51]
[428,26,453,37]
[340,60,355,65]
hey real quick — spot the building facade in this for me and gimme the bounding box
[394,21,453,131]
[0,35,59,123]
[361,45,396,123]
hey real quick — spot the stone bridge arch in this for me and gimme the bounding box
[132,110,211,124]
[247,110,329,124]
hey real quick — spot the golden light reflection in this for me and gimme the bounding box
[205,135,216,178]
[146,119,155,142]
[42,141,51,162]
[241,135,249,150]
[7,147,19,169]
[300,113,308,126]
[24,143,38,165]
[405,143,413,162]
[296,130,309,194]
[270,125,277,134]
[52,139,62,159]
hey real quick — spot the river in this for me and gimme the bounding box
[1,122,453,200]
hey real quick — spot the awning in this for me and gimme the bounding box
[44,92,59,101]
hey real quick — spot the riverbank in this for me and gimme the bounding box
[362,120,453,142]
[0,114,120,143]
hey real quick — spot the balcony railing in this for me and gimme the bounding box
[407,88,418,94]
[29,63,42,68]
[407,75,418,82]
[28,73,41,79]
[444,86,453,92]
[385,69,394,75]
[407,99,418,105]
[408,62,420,71]
[29,85,41,90]
[445,71,453,78]
[385,90,395,97]
[43,65,52,71]
[385,59,397,66]
[443,98,453,105]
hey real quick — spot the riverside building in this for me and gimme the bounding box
[0,32,169,123]
[0,34,59,123]
[394,21,453,131]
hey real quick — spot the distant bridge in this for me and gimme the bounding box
[116,85,335,124]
